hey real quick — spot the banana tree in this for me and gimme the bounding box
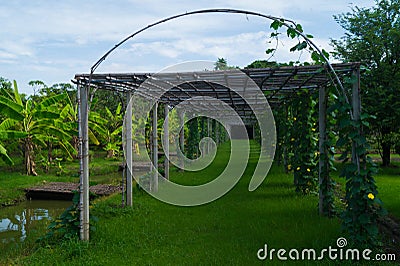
[102,103,123,158]
[0,81,75,175]
[59,95,106,158]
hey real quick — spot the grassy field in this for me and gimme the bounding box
[1,142,399,265]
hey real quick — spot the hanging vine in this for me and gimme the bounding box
[289,90,319,194]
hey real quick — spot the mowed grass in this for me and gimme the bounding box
[1,142,399,265]
[10,141,348,266]
[375,163,400,219]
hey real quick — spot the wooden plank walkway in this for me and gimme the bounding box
[25,182,121,200]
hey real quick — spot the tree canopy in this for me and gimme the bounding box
[331,0,400,166]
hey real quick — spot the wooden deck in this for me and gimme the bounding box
[25,182,121,200]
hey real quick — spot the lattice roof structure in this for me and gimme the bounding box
[73,62,360,123]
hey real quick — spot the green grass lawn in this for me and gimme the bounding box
[1,142,399,265]
[375,164,400,219]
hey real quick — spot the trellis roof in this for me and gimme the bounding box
[73,62,360,122]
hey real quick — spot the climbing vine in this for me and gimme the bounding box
[186,117,200,159]
[319,90,337,217]
[267,19,386,246]
[333,93,386,247]
[38,192,98,243]
[288,90,319,194]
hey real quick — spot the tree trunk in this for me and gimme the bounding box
[382,141,391,167]
[47,141,53,165]
[106,149,114,158]
[381,127,391,167]
[24,137,37,176]
[71,136,79,159]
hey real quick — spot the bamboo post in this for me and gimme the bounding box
[78,84,90,241]
[207,118,211,154]
[126,91,133,206]
[352,67,361,169]
[164,104,169,180]
[152,102,158,192]
[318,85,328,215]
[179,110,184,171]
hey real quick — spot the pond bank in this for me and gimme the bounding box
[25,182,122,200]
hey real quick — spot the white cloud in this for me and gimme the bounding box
[0,0,376,94]
[0,51,17,60]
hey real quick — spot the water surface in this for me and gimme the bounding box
[0,200,71,244]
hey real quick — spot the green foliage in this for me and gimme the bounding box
[333,93,386,247]
[263,17,388,247]
[0,80,76,175]
[101,103,123,158]
[331,0,400,166]
[186,117,200,159]
[288,91,319,194]
[266,18,330,64]
[214,58,239,70]
[319,93,338,217]
[245,60,280,69]
[38,192,98,243]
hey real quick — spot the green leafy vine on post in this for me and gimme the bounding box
[319,92,338,216]
[266,18,386,245]
[37,191,98,243]
[186,117,200,159]
[289,91,318,194]
[334,92,386,247]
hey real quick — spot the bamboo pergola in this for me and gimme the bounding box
[74,62,361,240]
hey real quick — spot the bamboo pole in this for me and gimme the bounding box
[179,110,185,171]
[78,85,90,241]
[152,103,158,192]
[318,85,328,215]
[126,91,133,206]
[352,67,361,169]
[164,104,169,180]
[207,118,210,154]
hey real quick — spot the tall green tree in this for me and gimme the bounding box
[331,0,400,166]
[214,58,239,70]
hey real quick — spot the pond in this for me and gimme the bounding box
[0,200,71,244]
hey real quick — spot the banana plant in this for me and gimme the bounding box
[0,80,74,175]
[59,96,106,158]
[102,103,123,158]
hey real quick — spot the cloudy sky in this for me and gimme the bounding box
[1,0,374,94]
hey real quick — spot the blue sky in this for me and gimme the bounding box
[0,0,374,94]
